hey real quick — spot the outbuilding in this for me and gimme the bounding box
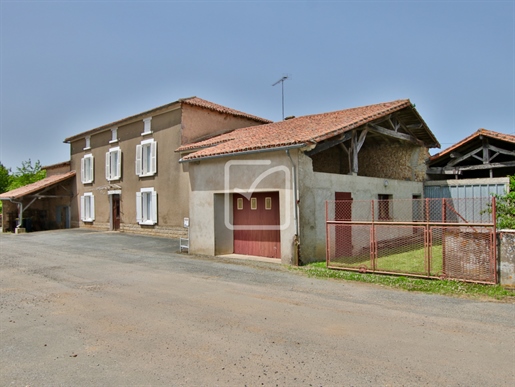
[178,99,440,264]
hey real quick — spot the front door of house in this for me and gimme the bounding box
[111,194,120,231]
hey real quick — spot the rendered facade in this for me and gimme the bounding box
[178,99,440,263]
[64,97,271,237]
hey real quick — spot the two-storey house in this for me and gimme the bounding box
[64,97,271,237]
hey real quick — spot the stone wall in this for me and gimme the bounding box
[310,146,350,174]
[308,141,429,182]
[498,230,515,288]
[359,142,429,182]
[121,224,187,239]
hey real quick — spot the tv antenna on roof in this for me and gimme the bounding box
[272,75,290,120]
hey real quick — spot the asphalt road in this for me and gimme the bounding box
[1,229,514,386]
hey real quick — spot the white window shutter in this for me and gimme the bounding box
[135,144,142,176]
[81,158,85,184]
[80,195,85,221]
[151,191,157,224]
[90,195,95,221]
[136,192,142,223]
[90,156,94,183]
[105,152,111,181]
[116,149,122,179]
[151,141,157,174]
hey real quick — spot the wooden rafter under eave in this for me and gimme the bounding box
[427,160,515,175]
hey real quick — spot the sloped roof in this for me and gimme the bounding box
[429,128,515,163]
[0,171,76,200]
[64,97,272,143]
[181,98,272,124]
[178,99,439,161]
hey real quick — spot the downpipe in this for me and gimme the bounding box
[286,149,300,265]
[9,198,23,230]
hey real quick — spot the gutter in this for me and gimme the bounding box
[178,143,306,163]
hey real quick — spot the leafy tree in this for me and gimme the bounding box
[7,159,46,191]
[494,175,515,229]
[0,162,10,194]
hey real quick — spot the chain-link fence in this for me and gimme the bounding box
[326,197,497,283]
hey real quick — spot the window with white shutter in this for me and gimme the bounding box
[106,147,122,181]
[80,193,95,222]
[109,128,118,143]
[80,154,94,184]
[136,187,157,225]
[135,139,157,177]
[142,117,152,135]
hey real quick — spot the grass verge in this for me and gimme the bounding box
[290,262,515,302]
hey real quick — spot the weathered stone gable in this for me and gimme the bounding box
[358,142,429,182]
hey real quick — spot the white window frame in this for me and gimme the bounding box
[109,127,118,144]
[80,154,94,184]
[136,187,157,225]
[135,139,157,177]
[106,146,122,181]
[142,117,152,136]
[80,192,95,222]
[83,136,91,150]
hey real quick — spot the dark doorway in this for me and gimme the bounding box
[111,194,121,231]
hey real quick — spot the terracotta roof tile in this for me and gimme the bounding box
[181,97,272,124]
[429,129,515,162]
[0,171,76,200]
[178,99,435,161]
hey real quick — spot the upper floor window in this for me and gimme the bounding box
[135,139,157,177]
[106,147,122,181]
[142,117,152,135]
[80,192,95,222]
[109,128,118,143]
[80,154,94,184]
[136,187,157,225]
[83,136,91,150]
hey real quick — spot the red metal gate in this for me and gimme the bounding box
[326,197,497,284]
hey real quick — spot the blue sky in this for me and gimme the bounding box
[1,0,513,170]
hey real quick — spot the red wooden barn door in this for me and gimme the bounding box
[233,192,281,258]
[335,192,352,257]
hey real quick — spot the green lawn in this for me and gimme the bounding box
[330,245,443,275]
[291,262,515,301]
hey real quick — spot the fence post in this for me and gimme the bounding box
[326,201,329,267]
[492,196,497,284]
[371,200,376,271]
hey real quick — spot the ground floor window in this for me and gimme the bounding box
[80,193,95,222]
[136,187,157,225]
[378,194,392,220]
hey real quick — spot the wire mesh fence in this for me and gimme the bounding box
[326,197,497,284]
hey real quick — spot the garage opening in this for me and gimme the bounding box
[233,192,281,258]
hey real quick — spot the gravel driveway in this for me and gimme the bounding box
[1,229,514,386]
